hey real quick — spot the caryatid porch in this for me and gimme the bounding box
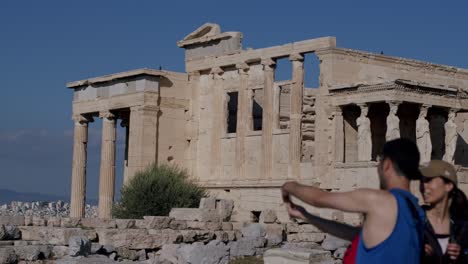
[329,79,468,165]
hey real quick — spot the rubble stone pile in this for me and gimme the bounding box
[0,198,350,264]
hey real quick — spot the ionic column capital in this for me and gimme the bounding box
[210,67,224,76]
[236,62,250,74]
[289,53,304,62]
[261,58,276,70]
[73,114,93,125]
[386,100,402,105]
[99,111,116,120]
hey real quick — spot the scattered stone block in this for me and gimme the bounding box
[229,237,266,257]
[158,244,181,263]
[177,240,229,264]
[287,232,326,243]
[169,208,220,222]
[61,218,81,228]
[47,217,61,227]
[0,247,17,264]
[321,234,350,251]
[287,223,320,233]
[32,216,46,226]
[116,247,138,261]
[199,197,216,209]
[3,225,21,240]
[241,223,266,239]
[260,209,277,223]
[68,236,91,257]
[20,227,95,245]
[144,216,173,229]
[216,200,234,221]
[222,222,233,231]
[264,248,333,264]
[333,247,347,259]
[14,245,52,261]
[115,219,136,229]
[81,218,116,229]
[169,220,187,230]
[52,245,69,259]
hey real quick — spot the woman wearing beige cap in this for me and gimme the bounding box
[420,160,468,264]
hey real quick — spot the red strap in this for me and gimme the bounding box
[343,235,360,264]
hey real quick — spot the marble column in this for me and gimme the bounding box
[210,67,224,179]
[288,53,304,178]
[357,104,372,161]
[235,63,249,179]
[98,111,116,219]
[386,101,400,141]
[416,105,432,163]
[125,105,159,185]
[443,109,458,163]
[70,114,92,218]
[261,58,276,179]
[333,106,344,163]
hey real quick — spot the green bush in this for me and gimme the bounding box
[113,163,206,219]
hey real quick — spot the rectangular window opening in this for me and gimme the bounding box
[227,92,238,133]
[252,89,263,131]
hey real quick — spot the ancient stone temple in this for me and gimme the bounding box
[67,23,468,221]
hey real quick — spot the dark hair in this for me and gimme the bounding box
[382,138,421,180]
[440,177,468,221]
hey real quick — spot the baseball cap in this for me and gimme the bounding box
[420,160,458,185]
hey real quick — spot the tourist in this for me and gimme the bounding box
[282,138,425,263]
[419,160,468,263]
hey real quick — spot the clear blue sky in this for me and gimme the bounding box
[1,0,467,201]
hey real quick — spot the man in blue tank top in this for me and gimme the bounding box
[282,138,425,263]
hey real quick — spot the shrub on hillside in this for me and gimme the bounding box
[113,164,206,219]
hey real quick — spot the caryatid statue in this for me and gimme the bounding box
[386,102,400,141]
[443,109,458,163]
[416,105,432,163]
[357,104,372,161]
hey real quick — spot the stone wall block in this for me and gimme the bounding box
[81,218,117,229]
[32,216,46,226]
[61,218,82,228]
[115,219,136,229]
[19,227,95,245]
[47,217,61,227]
[169,208,220,222]
[286,223,320,233]
[287,232,326,243]
[260,209,278,224]
[221,222,233,231]
[0,216,25,226]
[143,216,173,229]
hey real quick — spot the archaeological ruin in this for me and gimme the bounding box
[67,23,468,224]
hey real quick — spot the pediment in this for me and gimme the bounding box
[181,23,221,42]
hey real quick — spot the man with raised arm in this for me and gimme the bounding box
[281,138,425,263]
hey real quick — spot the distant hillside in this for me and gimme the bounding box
[0,189,98,205]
